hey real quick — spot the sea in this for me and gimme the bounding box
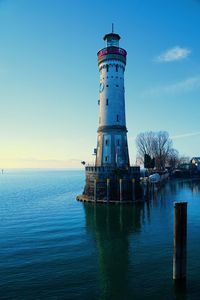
[0,170,200,300]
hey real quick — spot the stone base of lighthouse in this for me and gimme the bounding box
[77,166,142,203]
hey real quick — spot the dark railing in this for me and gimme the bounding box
[97,47,127,59]
[85,166,140,173]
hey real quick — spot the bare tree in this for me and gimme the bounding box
[154,131,172,170]
[167,148,180,169]
[136,131,174,170]
[135,131,156,163]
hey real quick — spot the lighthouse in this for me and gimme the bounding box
[77,31,140,203]
[96,32,129,168]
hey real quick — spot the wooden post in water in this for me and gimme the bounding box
[107,178,110,203]
[94,178,97,202]
[173,202,187,281]
[132,178,135,202]
[119,179,123,202]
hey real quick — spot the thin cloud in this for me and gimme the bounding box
[171,131,200,139]
[155,46,191,62]
[143,75,200,97]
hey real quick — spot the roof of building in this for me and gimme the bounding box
[103,33,120,41]
[191,157,200,162]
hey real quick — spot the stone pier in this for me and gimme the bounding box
[77,166,142,203]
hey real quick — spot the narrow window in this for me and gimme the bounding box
[105,156,108,162]
[106,99,108,105]
[98,99,100,105]
[106,65,109,72]
[116,64,118,72]
[117,139,120,146]
[106,84,109,87]
[116,84,119,87]
[117,115,119,122]
[105,139,108,145]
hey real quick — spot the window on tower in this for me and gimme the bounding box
[105,156,108,162]
[116,84,119,87]
[116,115,119,122]
[116,64,118,72]
[105,139,109,145]
[117,139,120,146]
[106,99,108,105]
[98,99,100,105]
[106,84,109,87]
[106,65,109,72]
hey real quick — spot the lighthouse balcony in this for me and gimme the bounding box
[97,47,127,58]
[97,47,127,65]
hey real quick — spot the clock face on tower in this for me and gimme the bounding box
[99,83,104,93]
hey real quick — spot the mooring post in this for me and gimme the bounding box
[132,178,135,202]
[173,202,187,281]
[119,178,123,202]
[107,178,110,203]
[94,178,97,202]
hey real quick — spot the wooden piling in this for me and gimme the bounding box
[132,178,135,202]
[107,178,110,203]
[173,202,187,281]
[94,178,97,202]
[119,179,123,202]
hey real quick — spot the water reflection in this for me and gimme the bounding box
[83,203,145,300]
[167,179,200,196]
[150,179,200,209]
[82,180,200,300]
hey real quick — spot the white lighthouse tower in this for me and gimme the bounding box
[77,31,140,203]
[96,32,129,168]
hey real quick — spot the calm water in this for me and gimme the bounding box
[0,170,200,300]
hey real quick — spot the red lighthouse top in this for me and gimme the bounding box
[97,31,127,62]
[97,47,127,60]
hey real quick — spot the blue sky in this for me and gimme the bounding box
[0,0,200,168]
